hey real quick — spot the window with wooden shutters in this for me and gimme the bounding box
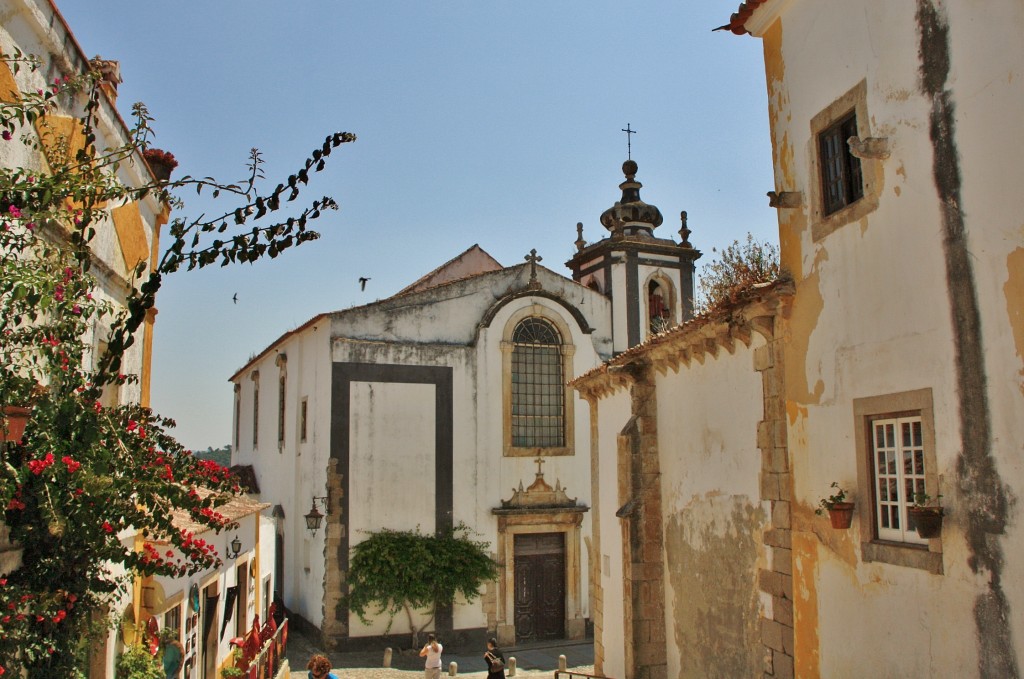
[511,318,565,448]
[819,111,864,216]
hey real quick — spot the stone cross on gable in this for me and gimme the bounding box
[534,456,546,477]
[525,249,543,290]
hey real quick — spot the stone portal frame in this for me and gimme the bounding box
[501,304,577,457]
[322,362,454,643]
[490,506,589,647]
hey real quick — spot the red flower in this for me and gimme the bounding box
[62,455,81,473]
[102,521,114,533]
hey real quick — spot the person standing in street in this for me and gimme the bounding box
[420,633,443,679]
[484,637,505,679]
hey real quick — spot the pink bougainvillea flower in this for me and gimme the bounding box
[8,205,21,218]
[72,304,81,315]
[1,130,11,141]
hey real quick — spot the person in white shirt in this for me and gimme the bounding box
[419,633,443,679]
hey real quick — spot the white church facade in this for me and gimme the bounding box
[229,161,701,649]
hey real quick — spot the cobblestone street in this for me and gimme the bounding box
[284,629,594,679]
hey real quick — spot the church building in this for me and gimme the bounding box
[229,160,700,648]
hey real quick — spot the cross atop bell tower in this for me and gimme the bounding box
[565,159,702,352]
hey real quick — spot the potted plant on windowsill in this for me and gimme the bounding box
[908,492,944,538]
[815,482,855,529]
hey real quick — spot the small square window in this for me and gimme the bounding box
[819,111,864,216]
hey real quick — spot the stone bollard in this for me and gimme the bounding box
[383,647,392,668]
[508,657,517,677]
[559,655,567,672]
[449,661,458,676]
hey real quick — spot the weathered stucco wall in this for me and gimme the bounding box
[748,0,1024,675]
[656,338,768,679]
[592,388,631,679]
[232,320,331,628]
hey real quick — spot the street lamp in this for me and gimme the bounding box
[304,496,329,535]
[226,535,242,559]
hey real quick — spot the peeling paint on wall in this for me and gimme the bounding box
[791,532,820,679]
[664,497,766,679]
[1005,247,1024,395]
[783,250,826,406]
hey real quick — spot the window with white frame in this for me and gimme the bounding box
[855,389,941,573]
[871,415,927,545]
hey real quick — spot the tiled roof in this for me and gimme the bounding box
[154,490,269,543]
[392,244,503,297]
[571,278,791,386]
[717,0,772,35]
[229,465,260,494]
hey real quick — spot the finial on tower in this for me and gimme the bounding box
[575,222,586,252]
[678,211,693,248]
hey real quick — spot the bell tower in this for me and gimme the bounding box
[566,160,701,353]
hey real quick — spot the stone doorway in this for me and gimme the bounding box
[514,532,566,643]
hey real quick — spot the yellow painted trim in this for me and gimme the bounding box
[253,513,261,621]
[0,52,20,103]
[110,201,151,274]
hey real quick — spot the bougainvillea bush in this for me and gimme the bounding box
[0,50,353,674]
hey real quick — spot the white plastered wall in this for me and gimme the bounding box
[753,0,1024,674]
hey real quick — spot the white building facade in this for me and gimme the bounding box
[231,162,702,649]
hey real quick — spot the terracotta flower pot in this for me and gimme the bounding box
[0,406,31,443]
[143,148,178,183]
[827,502,855,529]
[909,506,944,538]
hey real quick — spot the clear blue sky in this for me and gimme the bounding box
[59,1,777,450]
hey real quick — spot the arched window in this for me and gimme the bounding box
[511,318,565,447]
[648,280,672,333]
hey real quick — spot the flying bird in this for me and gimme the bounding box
[358,277,371,291]
[232,293,238,304]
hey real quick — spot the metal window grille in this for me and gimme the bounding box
[819,112,864,216]
[511,318,565,447]
[871,415,927,544]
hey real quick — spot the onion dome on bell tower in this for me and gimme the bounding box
[599,160,664,238]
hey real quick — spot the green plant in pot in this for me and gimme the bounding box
[815,482,855,529]
[908,492,944,538]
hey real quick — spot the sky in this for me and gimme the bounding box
[59,1,778,451]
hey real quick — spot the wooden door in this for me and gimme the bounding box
[201,585,219,679]
[513,533,565,643]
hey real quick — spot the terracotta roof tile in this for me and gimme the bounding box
[571,278,791,385]
[716,0,772,35]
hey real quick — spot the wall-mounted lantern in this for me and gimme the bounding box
[304,496,329,535]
